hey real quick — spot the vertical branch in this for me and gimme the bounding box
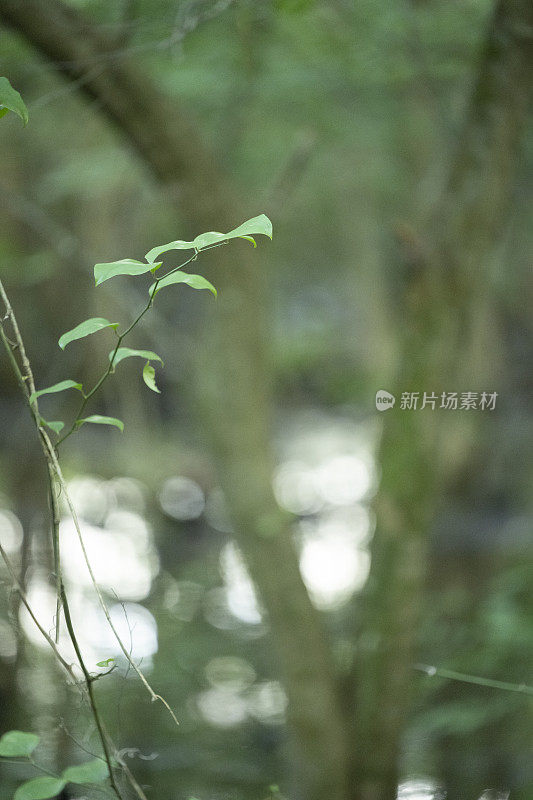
[0,279,136,800]
[0,276,179,726]
[60,586,122,799]
[0,541,148,800]
[48,464,62,642]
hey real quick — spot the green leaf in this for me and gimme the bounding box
[40,419,65,435]
[110,347,163,367]
[149,271,217,298]
[78,415,124,432]
[96,658,114,668]
[0,77,29,126]
[58,317,119,350]
[14,777,66,800]
[0,730,39,757]
[62,759,109,784]
[29,380,83,404]
[142,362,160,393]
[94,258,162,287]
[145,213,273,262]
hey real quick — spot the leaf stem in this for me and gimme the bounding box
[55,249,200,447]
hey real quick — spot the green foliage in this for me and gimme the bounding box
[78,415,124,432]
[13,778,66,800]
[61,759,109,784]
[149,270,217,298]
[29,380,83,404]
[39,419,65,435]
[0,731,110,796]
[58,317,119,350]
[0,731,39,758]
[94,258,162,287]
[111,347,163,367]
[96,658,115,668]
[142,362,160,393]
[144,213,273,262]
[0,77,28,126]
[1,79,272,798]
[28,214,271,442]
[2,744,109,799]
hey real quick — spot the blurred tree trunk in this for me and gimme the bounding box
[0,2,349,799]
[353,1,533,798]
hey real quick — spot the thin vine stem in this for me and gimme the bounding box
[415,663,533,697]
[0,279,152,799]
[61,586,123,799]
[0,540,75,681]
[49,464,62,642]
[55,248,200,447]
[0,276,180,726]
[42,432,181,726]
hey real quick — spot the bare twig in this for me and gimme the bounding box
[0,278,150,799]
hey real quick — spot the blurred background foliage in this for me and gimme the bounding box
[0,1,532,799]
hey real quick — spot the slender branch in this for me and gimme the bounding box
[28,757,64,779]
[0,536,147,799]
[0,540,75,681]
[0,279,169,798]
[0,280,37,400]
[49,464,62,642]
[415,664,533,697]
[0,278,179,726]
[0,301,122,799]
[61,586,122,799]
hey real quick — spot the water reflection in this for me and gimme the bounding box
[397,779,445,799]
[59,509,158,601]
[246,681,287,725]
[298,514,370,610]
[220,542,263,625]
[197,687,248,728]
[159,476,205,521]
[0,508,23,553]
[13,474,160,671]
[163,578,204,622]
[197,657,287,729]
[205,656,256,692]
[89,601,158,664]
[271,411,377,610]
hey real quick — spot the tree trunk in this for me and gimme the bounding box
[353,1,533,797]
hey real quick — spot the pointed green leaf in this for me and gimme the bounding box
[142,362,160,393]
[0,730,39,757]
[96,658,114,668]
[78,415,124,432]
[29,380,83,404]
[62,759,109,784]
[149,271,217,298]
[40,419,65,435]
[94,259,162,287]
[145,214,273,262]
[14,777,66,800]
[58,318,119,350]
[110,347,163,367]
[0,77,29,126]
